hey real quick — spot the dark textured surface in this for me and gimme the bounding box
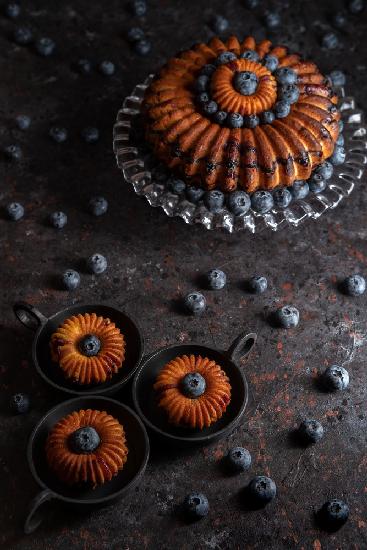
[1,1,367,548]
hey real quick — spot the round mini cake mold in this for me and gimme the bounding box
[113,77,367,233]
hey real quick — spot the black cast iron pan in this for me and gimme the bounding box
[25,396,150,534]
[132,331,256,446]
[13,301,144,396]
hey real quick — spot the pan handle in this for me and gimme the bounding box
[13,301,48,331]
[227,332,257,365]
[24,488,56,534]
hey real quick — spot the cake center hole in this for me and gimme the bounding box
[233,71,258,96]
[181,372,206,398]
[79,334,101,357]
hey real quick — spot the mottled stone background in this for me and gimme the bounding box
[0,0,366,548]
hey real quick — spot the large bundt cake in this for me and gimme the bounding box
[154,354,232,429]
[45,409,128,487]
[50,313,126,385]
[143,35,341,193]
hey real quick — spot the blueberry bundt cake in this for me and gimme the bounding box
[50,313,126,385]
[45,409,128,487]
[154,354,232,429]
[143,35,341,193]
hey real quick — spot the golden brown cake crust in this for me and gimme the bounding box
[50,313,125,385]
[154,354,232,429]
[45,409,128,487]
[143,35,340,193]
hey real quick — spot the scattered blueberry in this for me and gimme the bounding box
[227,447,252,472]
[197,92,210,105]
[99,60,115,76]
[75,58,92,75]
[201,64,217,77]
[322,365,350,391]
[332,12,348,29]
[336,133,344,146]
[183,493,209,520]
[240,50,260,62]
[322,32,339,49]
[343,274,366,296]
[319,500,349,529]
[13,26,33,45]
[260,110,275,124]
[4,2,20,18]
[35,37,55,57]
[278,83,299,104]
[262,54,279,72]
[214,110,228,124]
[4,144,22,161]
[79,334,101,357]
[180,372,206,398]
[216,51,237,65]
[275,305,300,328]
[274,100,291,119]
[298,419,324,444]
[274,67,297,85]
[134,39,151,56]
[15,114,31,130]
[49,211,67,229]
[330,145,346,165]
[87,253,108,275]
[130,0,147,16]
[186,186,205,203]
[244,0,259,8]
[6,202,24,221]
[88,196,108,216]
[328,70,346,87]
[10,393,30,414]
[312,161,334,181]
[243,114,260,128]
[272,187,292,208]
[227,112,244,128]
[168,177,186,195]
[227,190,251,215]
[248,476,276,505]
[205,189,225,212]
[62,269,80,291]
[49,127,68,143]
[69,427,101,453]
[127,27,145,42]
[203,100,218,116]
[348,0,365,14]
[211,14,229,34]
[251,190,274,213]
[81,127,99,143]
[206,268,227,290]
[264,10,281,28]
[248,275,268,294]
[183,292,206,315]
[233,71,258,95]
[291,180,309,200]
[309,178,327,194]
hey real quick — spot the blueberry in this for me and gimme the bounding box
[62,269,80,291]
[183,292,206,315]
[298,419,324,443]
[75,58,92,75]
[309,178,327,194]
[251,190,274,213]
[248,476,276,505]
[248,275,268,294]
[134,39,151,56]
[203,100,218,116]
[69,427,101,454]
[275,305,300,328]
[49,127,68,143]
[343,274,366,296]
[180,372,206,398]
[35,37,55,57]
[15,115,31,130]
[79,334,101,357]
[87,253,108,275]
[201,64,217,77]
[243,114,259,128]
[330,145,346,165]
[227,190,251,215]
[88,196,108,216]
[13,27,33,45]
[336,133,344,146]
[10,393,30,414]
[216,51,237,66]
[274,100,291,119]
[211,14,229,34]
[240,50,260,62]
[6,202,24,221]
[338,120,344,132]
[328,70,346,87]
[278,83,299,104]
[273,187,292,208]
[50,211,67,229]
[205,189,225,212]
[81,127,99,143]
[322,365,350,391]
[99,60,115,76]
[213,110,228,124]
[259,110,275,124]
[183,493,209,520]
[206,268,227,290]
[130,0,147,16]
[227,112,244,128]
[186,186,205,203]
[348,0,365,14]
[244,0,259,8]
[127,27,145,42]
[313,161,334,181]
[4,144,22,161]
[264,11,281,28]
[332,12,348,29]
[4,3,20,18]
[234,71,258,95]
[197,92,210,105]
[322,32,339,49]
[319,500,349,529]
[168,177,186,195]
[195,75,210,92]
[291,180,309,200]
[262,54,279,72]
[227,447,252,472]
[274,67,297,85]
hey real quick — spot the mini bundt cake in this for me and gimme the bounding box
[143,35,341,193]
[45,408,128,487]
[50,313,126,385]
[154,354,232,429]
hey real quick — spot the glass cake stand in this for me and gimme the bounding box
[113,75,367,233]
